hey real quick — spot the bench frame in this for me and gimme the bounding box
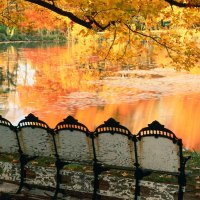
[53,115,92,198]
[137,120,190,200]
[93,118,140,200]
[17,113,51,193]
[0,114,191,200]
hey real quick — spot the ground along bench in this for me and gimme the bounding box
[0,114,190,200]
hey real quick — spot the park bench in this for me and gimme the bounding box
[17,113,55,193]
[92,118,140,199]
[136,120,190,200]
[53,115,93,198]
[0,114,191,200]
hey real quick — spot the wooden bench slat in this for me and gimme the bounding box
[138,136,180,173]
[95,133,135,168]
[0,125,19,154]
[18,127,55,157]
[55,129,92,163]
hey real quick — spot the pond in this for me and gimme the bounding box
[0,41,200,152]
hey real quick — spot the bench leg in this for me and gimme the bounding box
[17,154,37,194]
[54,159,67,199]
[92,161,104,200]
[134,168,143,200]
[134,179,141,200]
[178,156,190,200]
[178,186,184,200]
[16,155,27,194]
[178,174,186,200]
[134,168,151,200]
[54,167,61,199]
[92,172,100,200]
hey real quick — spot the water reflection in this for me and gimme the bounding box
[0,42,200,152]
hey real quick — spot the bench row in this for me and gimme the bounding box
[0,113,190,200]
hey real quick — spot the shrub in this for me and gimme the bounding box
[0,25,7,35]
[17,33,29,41]
[9,34,20,41]
[0,33,8,41]
[58,35,66,41]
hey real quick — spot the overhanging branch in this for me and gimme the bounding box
[164,0,200,7]
[124,23,176,58]
[25,0,93,29]
[89,18,116,31]
[24,0,199,33]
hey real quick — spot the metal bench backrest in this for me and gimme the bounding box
[54,116,92,164]
[137,121,182,173]
[17,113,54,157]
[0,116,19,154]
[93,118,136,169]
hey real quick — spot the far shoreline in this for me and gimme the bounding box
[0,40,66,44]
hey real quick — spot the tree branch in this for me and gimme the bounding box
[90,19,116,31]
[124,23,176,58]
[25,0,93,29]
[104,26,117,60]
[164,0,200,8]
[119,28,131,60]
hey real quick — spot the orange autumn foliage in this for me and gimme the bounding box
[0,0,199,70]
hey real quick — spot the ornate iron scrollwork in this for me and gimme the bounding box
[17,113,49,130]
[137,120,179,143]
[54,115,89,134]
[103,118,120,126]
[95,118,132,137]
[0,115,15,131]
[147,120,165,130]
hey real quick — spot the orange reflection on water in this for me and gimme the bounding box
[15,83,200,151]
[74,95,200,151]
